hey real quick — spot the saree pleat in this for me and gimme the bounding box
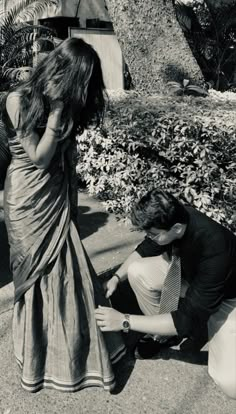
[4,134,126,392]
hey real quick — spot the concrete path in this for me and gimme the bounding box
[0,192,235,414]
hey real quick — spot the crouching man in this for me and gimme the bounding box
[95,188,236,399]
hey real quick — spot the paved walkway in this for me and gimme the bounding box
[0,192,235,414]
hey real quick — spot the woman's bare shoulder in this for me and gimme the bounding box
[6,92,22,128]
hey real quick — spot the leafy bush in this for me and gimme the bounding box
[77,91,236,231]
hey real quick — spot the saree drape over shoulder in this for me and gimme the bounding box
[4,132,126,393]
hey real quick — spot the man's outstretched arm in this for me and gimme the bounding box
[95,306,177,337]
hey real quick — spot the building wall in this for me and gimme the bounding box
[5,0,111,26]
[75,0,111,27]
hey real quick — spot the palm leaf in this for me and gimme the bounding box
[0,0,58,43]
[175,0,202,33]
[167,81,182,88]
[175,1,192,32]
[2,25,54,59]
[3,42,35,68]
[16,0,58,22]
[167,81,183,94]
[186,85,208,96]
[3,36,53,68]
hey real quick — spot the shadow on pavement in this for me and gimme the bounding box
[0,216,12,288]
[111,352,136,394]
[89,241,137,259]
[78,205,109,240]
[112,347,208,394]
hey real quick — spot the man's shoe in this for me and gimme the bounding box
[180,337,208,352]
[134,336,182,359]
[134,337,161,359]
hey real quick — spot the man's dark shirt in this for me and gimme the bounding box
[135,206,236,339]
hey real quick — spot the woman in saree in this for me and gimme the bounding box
[2,37,126,393]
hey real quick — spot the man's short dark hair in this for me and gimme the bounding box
[131,188,189,230]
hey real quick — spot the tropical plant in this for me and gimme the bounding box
[175,0,236,91]
[0,0,59,91]
[167,78,208,96]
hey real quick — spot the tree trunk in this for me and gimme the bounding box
[105,0,205,94]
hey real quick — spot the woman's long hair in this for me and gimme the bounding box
[3,37,107,137]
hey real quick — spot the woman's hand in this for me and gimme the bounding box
[103,275,119,299]
[95,306,124,332]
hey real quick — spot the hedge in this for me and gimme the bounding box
[77,90,236,232]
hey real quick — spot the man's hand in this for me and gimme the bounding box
[103,275,119,298]
[95,306,123,332]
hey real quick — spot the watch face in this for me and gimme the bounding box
[123,320,130,329]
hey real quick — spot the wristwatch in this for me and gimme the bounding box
[122,314,130,333]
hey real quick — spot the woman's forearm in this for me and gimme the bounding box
[129,313,177,336]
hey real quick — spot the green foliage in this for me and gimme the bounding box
[77,92,236,231]
[0,0,58,91]
[175,0,236,91]
[167,79,208,96]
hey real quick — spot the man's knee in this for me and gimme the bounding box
[127,260,143,285]
[215,377,236,399]
[209,370,236,399]
[127,259,164,291]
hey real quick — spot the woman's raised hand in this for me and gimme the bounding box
[50,99,64,113]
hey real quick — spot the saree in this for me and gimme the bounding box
[4,131,126,392]
[0,119,11,190]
